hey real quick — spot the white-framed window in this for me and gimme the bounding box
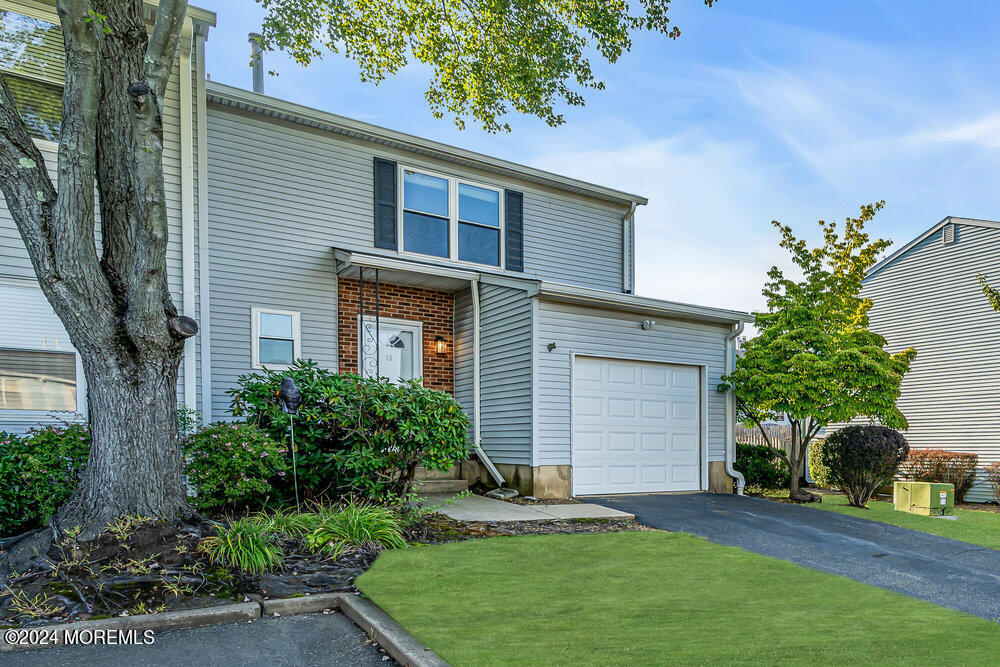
[0,348,79,412]
[251,307,301,369]
[0,8,65,142]
[358,316,423,384]
[399,165,504,268]
[0,279,87,422]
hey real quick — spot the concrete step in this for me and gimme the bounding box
[414,478,469,494]
[414,465,462,481]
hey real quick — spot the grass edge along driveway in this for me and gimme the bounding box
[811,494,1000,550]
[357,531,1000,666]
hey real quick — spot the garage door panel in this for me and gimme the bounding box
[608,431,637,452]
[573,357,701,495]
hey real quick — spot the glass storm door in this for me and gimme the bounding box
[359,317,422,383]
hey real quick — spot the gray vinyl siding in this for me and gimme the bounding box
[202,103,628,293]
[852,221,1000,502]
[453,288,474,424]
[479,284,533,465]
[533,300,730,466]
[205,106,339,419]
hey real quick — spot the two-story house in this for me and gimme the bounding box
[0,1,752,498]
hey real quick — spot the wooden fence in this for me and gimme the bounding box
[736,423,806,475]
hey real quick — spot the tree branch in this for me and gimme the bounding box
[145,0,188,99]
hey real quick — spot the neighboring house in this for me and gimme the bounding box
[846,217,1000,502]
[0,1,752,498]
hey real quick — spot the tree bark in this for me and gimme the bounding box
[0,0,192,539]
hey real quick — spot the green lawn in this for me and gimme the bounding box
[811,494,1000,550]
[357,532,1000,665]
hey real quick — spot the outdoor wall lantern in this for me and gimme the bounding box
[435,335,447,355]
[547,342,557,352]
[640,320,656,330]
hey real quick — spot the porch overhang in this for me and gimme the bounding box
[332,247,481,292]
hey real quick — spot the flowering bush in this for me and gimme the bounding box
[0,424,90,536]
[899,449,980,503]
[183,423,288,510]
[985,462,1000,504]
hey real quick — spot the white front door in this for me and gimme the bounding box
[572,357,701,495]
[359,316,423,384]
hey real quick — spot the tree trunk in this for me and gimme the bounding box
[0,0,194,539]
[57,350,188,537]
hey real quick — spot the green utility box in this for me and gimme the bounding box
[894,481,955,516]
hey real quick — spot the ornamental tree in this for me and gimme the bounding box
[0,0,709,537]
[719,202,917,501]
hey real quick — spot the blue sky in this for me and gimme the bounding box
[200,1,1000,313]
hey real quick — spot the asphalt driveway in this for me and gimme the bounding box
[590,492,1000,619]
[6,611,391,667]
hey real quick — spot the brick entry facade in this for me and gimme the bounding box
[337,277,454,393]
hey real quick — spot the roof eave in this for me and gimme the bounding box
[205,81,648,208]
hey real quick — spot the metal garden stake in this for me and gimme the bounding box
[278,376,302,511]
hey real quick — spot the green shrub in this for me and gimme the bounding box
[735,442,790,489]
[228,361,471,500]
[229,360,352,496]
[0,424,89,536]
[899,449,980,503]
[819,425,909,508]
[183,423,288,510]
[199,518,284,574]
[305,500,406,555]
[806,438,831,488]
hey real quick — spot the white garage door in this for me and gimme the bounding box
[572,357,701,495]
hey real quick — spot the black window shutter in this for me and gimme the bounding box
[504,190,524,272]
[373,157,398,250]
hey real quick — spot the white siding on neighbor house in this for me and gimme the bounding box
[205,106,340,419]
[203,98,630,293]
[0,279,85,433]
[479,283,534,465]
[0,18,204,417]
[533,300,730,467]
[857,221,1000,502]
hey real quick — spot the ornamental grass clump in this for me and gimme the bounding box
[819,425,909,508]
[900,449,980,504]
[199,518,284,575]
[306,499,406,556]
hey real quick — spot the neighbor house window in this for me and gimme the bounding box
[0,10,64,141]
[359,316,422,384]
[400,167,502,267]
[251,307,300,369]
[0,348,76,411]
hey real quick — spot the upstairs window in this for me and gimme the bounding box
[251,307,300,369]
[0,10,64,142]
[400,167,503,267]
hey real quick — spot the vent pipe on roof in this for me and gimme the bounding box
[248,33,264,94]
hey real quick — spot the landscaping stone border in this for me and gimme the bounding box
[2,592,448,665]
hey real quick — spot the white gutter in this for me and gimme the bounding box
[724,321,746,494]
[622,201,637,294]
[471,279,506,487]
[538,281,753,325]
[179,20,197,413]
[195,33,212,422]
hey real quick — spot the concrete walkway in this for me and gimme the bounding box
[424,493,634,522]
[590,492,1000,620]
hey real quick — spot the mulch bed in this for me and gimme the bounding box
[1,512,644,628]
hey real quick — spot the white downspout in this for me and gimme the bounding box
[724,321,746,495]
[179,21,197,413]
[471,279,506,487]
